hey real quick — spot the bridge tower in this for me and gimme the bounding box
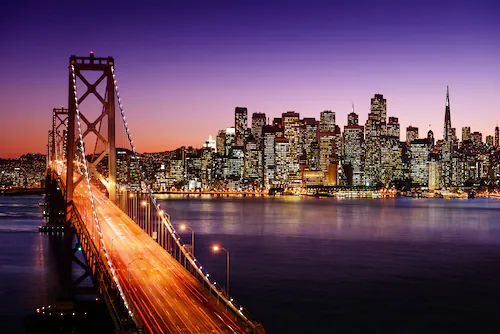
[62,53,117,303]
[51,107,68,168]
[66,52,117,205]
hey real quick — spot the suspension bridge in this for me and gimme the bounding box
[43,52,265,333]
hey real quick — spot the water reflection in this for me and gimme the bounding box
[160,196,500,244]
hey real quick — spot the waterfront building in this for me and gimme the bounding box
[302,118,319,168]
[343,121,365,186]
[262,125,278,187]
[244,136,263,186]
[381,136,403,187]
[201,148,215,188]
[228,146,244,179]
[275,137,291,185]
[185,153,202,186]
[282,111,301,173]
[364,94,387,186]
[235,107,248,146]
[170,158,184,183]
[319,131,336,185]
[409,139,431,187]
[428,153,442,190]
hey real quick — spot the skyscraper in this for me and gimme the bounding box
[302,118,319,168]
[495,125,499,147]
[441,86,453,188]
[234,107,248,146]
[244,136,262,186]
[381,117,402,187]
[406,126,419,143]
[409,139,431,186]
[319,110,336,132]
[371,94,387,133]
[343,111,364,185]
[461,126,471,142]
[282,111,301,174]
[275,137,291,186]
[262,125,278,187]
[251,113,266,145]
[347,103,358,126]
[364,94,387,186]
[443,86,452,142]
[387,117,400,138]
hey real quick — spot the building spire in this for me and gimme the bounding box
[351,102,354,114]
[446,85,450,108]
[444,85,452,141]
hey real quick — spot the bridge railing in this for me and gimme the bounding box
[116,189,263,331]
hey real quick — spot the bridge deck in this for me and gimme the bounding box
[69,176,247,333]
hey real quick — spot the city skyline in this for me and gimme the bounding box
[1,0,499,158]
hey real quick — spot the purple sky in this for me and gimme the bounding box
[1,0,499,158]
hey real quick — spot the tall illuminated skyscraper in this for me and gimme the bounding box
[461,126,471,142]
[251,113,266,145]
[387,117,400,138]
[262,125,278,187]
[234,107,248,146]
[441,86,453,188]
[302,118,319,168]
[347,104,358,126]
[364,94,387,186]
[409,139,431,186]
[381,117,402,187]
[495,125,499,147]
[343,109,364,185]
[282,111,301,174]
[319,110,336,132]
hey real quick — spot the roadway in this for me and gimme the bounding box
[67,173,247,333]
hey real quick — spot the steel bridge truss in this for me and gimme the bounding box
[67,53,116,204]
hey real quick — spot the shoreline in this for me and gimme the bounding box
[0,188,44,196]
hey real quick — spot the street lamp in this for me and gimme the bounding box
[111,234,125,253]
[180,224,195,257]
[141,200,150,233]
[127,257,144,282]
[212,245,230,295]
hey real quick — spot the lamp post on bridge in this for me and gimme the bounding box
[141,200,150,235]
[212,245,230,295]
[180,224,195,257]
[129,193,137,220]
[127,257,144,283]
[111,234,125,254]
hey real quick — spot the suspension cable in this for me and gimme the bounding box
[110,66,259,328]
[70,64,135,319]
